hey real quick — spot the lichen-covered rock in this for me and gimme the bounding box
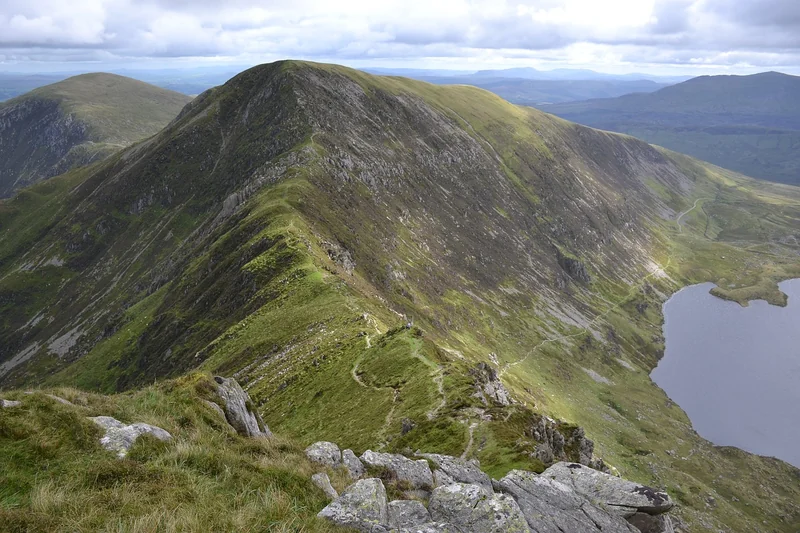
[213,376,271,438]
[388,500,431,529]
[203,399,226,420]
[391,522,461,533]
[418,453,492,493]
[627,512,675,533]
[306,441,343,468]
[343,448,366,478]
[542,463,673,516]
[89,416,172,458]
[318,478,389,532]
[497,469,638,533]
[0,399,21,408]
[428,482,530,533]
[312,472,339,500]
[45,394,73,405]
[361,450,434,490]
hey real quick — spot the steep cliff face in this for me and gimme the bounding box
[0,73,191,198]
[0,61,798,531]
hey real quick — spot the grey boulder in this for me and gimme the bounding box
[0,399,21,408]
[344,448,366,479]
[418,453,492,493]
[307,441,342,468]
[542,462,673,516]
[312,472,339,500]
[213,376,271,438]
[497,469,637,533]
[318,478,389,532]
[388,500,431,529]
[391,523,461,533]
[89,416,172,458]
[428,482,530,533]
[628,512,675,533]
[361,450,434,490]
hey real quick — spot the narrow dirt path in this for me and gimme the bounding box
[460,421,479,460]
[676,198,711,233]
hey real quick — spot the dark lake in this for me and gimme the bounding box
[651,279,800,468]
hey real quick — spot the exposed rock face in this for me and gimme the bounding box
[89,416,172,458]
[557,251,591,283]
[318,478,388,532]
[628,512,675,533]
[343,448,366,479]
[391,523,461,533]
[529,416,606,470]
[428,482,530,533]
[470,363,513,406]
[306,441,342,468]
[0,399,21,408]
[542,462,673,517]
[497,469,638,533]
[388,500,431,529]
[312,472,339,500]
[418,453,492,494]
[213,376,271,438]
[360,450,434,491]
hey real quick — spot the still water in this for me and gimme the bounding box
[651,279,800,468]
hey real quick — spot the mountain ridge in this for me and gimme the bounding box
[1,60,799,531]
[0,73,192,198]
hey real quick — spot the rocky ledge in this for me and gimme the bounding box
[307,440,676,533]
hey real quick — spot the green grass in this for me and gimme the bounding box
[0,373,348,532]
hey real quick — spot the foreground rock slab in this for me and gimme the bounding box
[418,452,492,493]
[361,450,434,490]
[497,469,637,533]
[542,462,673,516]
[428,482,530,533]
[89,416,172,458]
[388,499,431,529]
[318,478,388,532]
[213,376,271,438]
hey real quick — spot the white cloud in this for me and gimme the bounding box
[0,0,799,73]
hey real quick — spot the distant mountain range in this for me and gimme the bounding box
[0,73,191,197]
[542,71,800,185]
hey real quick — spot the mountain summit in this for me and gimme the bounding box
[0,73,192,198]
[0,61,799,531]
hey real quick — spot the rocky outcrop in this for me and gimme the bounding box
[417,453,492,494]
[312,472,339,500]
[497,469,637,532]
[470,363,513,406]
[306,441,342,468]
[213,376,271,438]
[360,450,434,491]
[542,462,673,517]
[628,513,675,533]
[428,482,529,533]
[315,442,677,533]
[388,500,431,529]
[89,416,172,458]
[557,251,591,283]
[528,416,606,470]
[343,448,366,479]
[317,478,388,532]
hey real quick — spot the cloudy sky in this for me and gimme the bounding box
[1,0,799,74]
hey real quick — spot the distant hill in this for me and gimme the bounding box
[417,76,668,105]
[0,73,192,198]
[543,71,800,184]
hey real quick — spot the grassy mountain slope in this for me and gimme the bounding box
[543,72,800,184]
[0,373,344,532]
[0,61,798,531]
[0,73,192,198]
